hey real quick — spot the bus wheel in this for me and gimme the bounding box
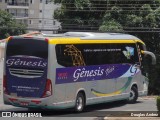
[75,92,85,112]
[128,86,138,103]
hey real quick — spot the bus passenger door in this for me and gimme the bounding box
[114,43,140,98]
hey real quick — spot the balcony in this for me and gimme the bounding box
[7,2,29,9]
[7,2,29,6]
[10,12,29,19]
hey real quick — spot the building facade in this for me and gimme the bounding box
[0,0,61,33]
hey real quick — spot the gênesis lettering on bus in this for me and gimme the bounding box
[55,64,141,84]
[6,56,47,68]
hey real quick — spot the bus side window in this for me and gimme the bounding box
[125,44,139,64]
[112,44,139,64]
[84,44,114,65]
[55,44,73,67]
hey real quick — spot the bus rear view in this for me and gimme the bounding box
[3,32,156,112]
[3,37,52,108]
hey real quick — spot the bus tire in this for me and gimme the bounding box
[128,86,138,103]
[75,92,85,112]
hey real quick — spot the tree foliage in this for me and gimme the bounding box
[0,10,26,39]
[99,20,123,32]
[54,0,160,94]
[54,0,107,31]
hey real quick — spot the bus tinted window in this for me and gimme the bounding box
[109,44,139,64]
[6,38,48,58]
[56,44,139,67]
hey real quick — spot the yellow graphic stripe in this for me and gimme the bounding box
[91,77,132,97]
[91,89,121,97]
[48,38,144,45]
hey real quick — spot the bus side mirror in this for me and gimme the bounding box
[141,50,156,65]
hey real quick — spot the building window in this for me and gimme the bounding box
[30,0,32,4]
[53,21,56,25]
[40,0,42,3]
[53,31,57,34]
[39,20,42,23]
[29,20,32,24]
[40,10,42,13]
[5,0,7,3]
[46,0,51,4]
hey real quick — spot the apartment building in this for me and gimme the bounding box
[0,0,61,33]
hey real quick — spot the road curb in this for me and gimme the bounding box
[139,96,157,100]
[102,97,158,120]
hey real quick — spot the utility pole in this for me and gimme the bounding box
[42,0,45,31]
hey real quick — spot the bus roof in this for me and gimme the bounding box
[43,32,140,40]
[44,32,144,45]
[9,32,145,45]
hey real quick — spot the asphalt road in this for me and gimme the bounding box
[0,60,158,119]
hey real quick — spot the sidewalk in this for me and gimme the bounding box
[104,96,159,119]
[140,96,157,100]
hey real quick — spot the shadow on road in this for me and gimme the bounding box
[0,100,144,117]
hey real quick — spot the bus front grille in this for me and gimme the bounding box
[9,68,44,78]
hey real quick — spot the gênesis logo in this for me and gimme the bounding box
[6,55,47,68]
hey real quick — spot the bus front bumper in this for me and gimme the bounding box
[138,90,148,97]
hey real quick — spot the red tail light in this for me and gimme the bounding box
[45,38,49,43]
[3,75,9,94]
[7,36,13,41]
[9,98,18,102]
[42,79,52,98]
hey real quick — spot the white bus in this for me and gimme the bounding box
[3,32,156,112]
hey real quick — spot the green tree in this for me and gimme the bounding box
[104,0,160,95]
[99,20,123,32]
[98,0,160,94]
[0,10,26,39]
[54,0,160,94]
[54,0,107,31]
